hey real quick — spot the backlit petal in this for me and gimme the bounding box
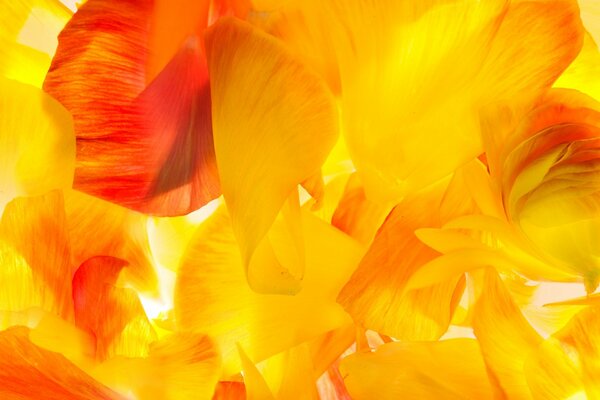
[205,17,339,291]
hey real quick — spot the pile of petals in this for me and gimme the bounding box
[2,0,600,398]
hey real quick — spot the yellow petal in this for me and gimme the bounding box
[0,78,75,211]
[472,269,542,399]
[554,33,600,102]
[0,0,71,86]
[524,338,584,399]
[340,339,494,400]
[206,17,339,292]
[93,333,221,400]
[174,206,362,376]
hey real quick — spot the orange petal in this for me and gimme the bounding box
[212,381,247,400]
[64,190,156,294]
[0,191,74,320]
[337,180,466,340]
[174,206,362,376]
[331,173,389,245]
[0,326,124,399]
[340,339,494,399]
[205,17,338,290]
[72,256,157,361]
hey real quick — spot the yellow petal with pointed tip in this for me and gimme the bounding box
[206,17,338,292]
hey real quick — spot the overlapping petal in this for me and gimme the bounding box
[174,206,362,376]
[205,17,339,292]
[44,0,220,215]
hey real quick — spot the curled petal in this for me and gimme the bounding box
[205,17,339,291]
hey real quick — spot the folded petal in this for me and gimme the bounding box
[340,339,494,400]
[44,0,219,215]
[205,17,339,290]
[0,326,124,399]
[174,206,362,376]
[0,78,75,211]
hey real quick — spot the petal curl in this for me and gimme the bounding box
[205,17,339,291]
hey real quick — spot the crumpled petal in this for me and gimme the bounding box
[205,17,339,292]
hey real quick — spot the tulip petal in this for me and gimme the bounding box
[0,326,124,399]
[472,269,542,399]
[0,78,75,211]
[44,0,219,215]
[337,181,466,340]
[174,206,362,376]
[0,191,74,320]
[205,17,339,290]
[72,256,157,361]
[64,190,156,294]
[340,339,494,400]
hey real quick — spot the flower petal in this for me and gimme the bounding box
[44,0,219,215]
[72,256,157,361]
[174,206,362,376]
[64,190,156,294]
[205,17,339,290]
[340,339,495,400]
[337,180,467,340]
[472,269,542,399]
[0,78,75,211]
[0,0,71,86]
[0,326,124,399]
[0,191,74,320]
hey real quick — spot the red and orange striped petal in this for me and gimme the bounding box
[44,0,219,215]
